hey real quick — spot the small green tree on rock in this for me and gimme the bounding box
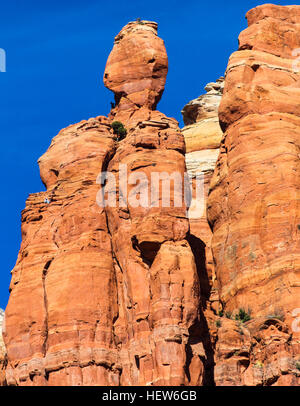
[235,308,251,323]
[111,121,127,141]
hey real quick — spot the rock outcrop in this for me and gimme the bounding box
[4,115,120,386]
[104,20,168,111]
[3,20,211,386]
[0,309,6,385]
[3,5,300,387]
[182,78,223,304]
[208,4,300,386]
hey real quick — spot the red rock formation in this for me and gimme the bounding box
[181,78,224,307]
[208,4,300,386]
[4,116,120,386]
[0,309,6,385]
[103,109,202,386]
[3,6,300,387]
[3,20,211,386]
[104,20,168,111]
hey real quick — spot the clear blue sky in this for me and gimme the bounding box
[0,0,296,309]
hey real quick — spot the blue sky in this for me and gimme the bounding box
[0,0,296,309]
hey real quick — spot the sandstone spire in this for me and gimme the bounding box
[103,20,168,111]
[3,21,209,386]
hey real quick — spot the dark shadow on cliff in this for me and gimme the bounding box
[187,234,211,309]
[186,233,215,386]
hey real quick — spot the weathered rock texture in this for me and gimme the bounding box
[208,4,300,385]
[0,309,6,385]
[182,78,223,304]
[3,5,300,387]
[3,20,212,386]
[4,115,120,386]
[104,20,168,111]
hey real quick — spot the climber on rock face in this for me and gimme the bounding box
[44,198,50,204]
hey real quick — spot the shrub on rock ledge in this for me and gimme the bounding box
[111,121,127,141]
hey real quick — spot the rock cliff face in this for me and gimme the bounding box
[3,20,211,386]
[3,5,300,387]
[208,4,300,386]
[182,78,223,304]
[0,309,6,385]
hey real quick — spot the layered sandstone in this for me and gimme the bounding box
[208,4,300,385]
[3,20,211,386]
[4,116,120,386]
[182,78,224,151]
[0,309,6,385]
[181,78,223,305]
[3,6,300,387]
[104,20,168,111]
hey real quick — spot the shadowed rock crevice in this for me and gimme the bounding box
[41,259,53,357]
[187,234,211,308]
[131,236,161,266]
[185,233,216,386]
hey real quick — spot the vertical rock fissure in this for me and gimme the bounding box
[42,259,53,358]
[187,235,216,386]
[181,77,225,386]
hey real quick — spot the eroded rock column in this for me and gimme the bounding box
[3,20,208,386]
[102,20,206,386]
[4,117,120,386]
[208,4,300,386]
